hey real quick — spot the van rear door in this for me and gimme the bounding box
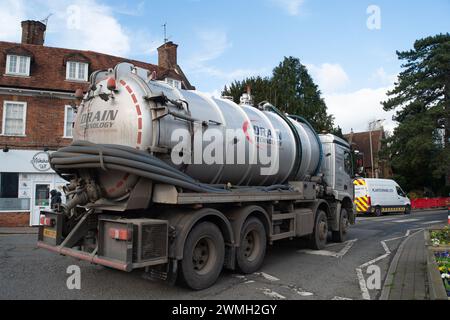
[353,179,370,213]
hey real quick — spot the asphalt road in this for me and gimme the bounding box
[0,209,447,300]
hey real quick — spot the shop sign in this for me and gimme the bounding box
[31,152,51,172]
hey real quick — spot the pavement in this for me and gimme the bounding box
[0,209,448,300]
[0,227,38,234]
[381,229,428,300]
[380,220,448,300]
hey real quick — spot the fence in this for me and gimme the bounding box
[411,198,450,210]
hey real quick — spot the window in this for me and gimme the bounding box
[165,78,182,89]
[0,173,19,198]
[0,173,28,211]
[64,105,75,138]
[2,101,27,136]
[396,186,406,197]
[35,184,50,206]
[6,55,31,76]
[344,151,353,175]
[66,61,89,81]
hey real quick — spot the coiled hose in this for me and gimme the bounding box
[50,141,292,194]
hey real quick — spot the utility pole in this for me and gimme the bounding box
[369,119,385,178]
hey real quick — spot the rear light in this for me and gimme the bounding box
[40,215,55,227]
[107,77,117,91]
[109,228,130,241]
[367,196,372,206]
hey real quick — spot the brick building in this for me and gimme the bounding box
[0,20,193,227]
[344,129,392,179]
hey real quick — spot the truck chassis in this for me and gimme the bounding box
[38,182,354,290]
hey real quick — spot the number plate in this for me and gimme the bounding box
[44,228,57,239]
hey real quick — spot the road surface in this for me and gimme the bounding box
[0,209,447,300]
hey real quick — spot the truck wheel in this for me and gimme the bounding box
[236,217,267,274]
[404,205,411,215]
[374,206,382,217]
[180,222,225,290]
[332,208,349,243]
[309,210,328,250]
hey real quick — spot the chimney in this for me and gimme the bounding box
[21,20,46,45]
[157,41,178,69]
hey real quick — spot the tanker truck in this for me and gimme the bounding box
[37,63,355,290]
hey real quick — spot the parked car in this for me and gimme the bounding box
[353,178,411,216]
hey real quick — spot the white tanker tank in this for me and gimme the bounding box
[70,63,322,200]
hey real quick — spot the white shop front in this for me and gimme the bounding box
[0,149,67,226]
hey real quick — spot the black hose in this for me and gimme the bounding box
[50,141,292,194]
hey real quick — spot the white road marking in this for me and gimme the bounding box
[339,239,358,257]
[332,296,353,300]
[298,239,357,258]
[292,288,314,297]
[260,288,286,300]
[405,228,422,237]
[381,241,391,255]
[355,228,424,300]
[259,272,280,282]
[356,268,371,300]
[383,235,405,242]
[298,249,340,257]
[359,253,390,269]
[420,220,444,225]
[244,280,255,284]
[391,219,420,223]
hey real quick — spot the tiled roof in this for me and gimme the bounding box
[0,41,186,92]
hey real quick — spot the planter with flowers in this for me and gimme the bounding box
[426,227,450,299]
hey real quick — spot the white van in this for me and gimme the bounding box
[353,178,411,216]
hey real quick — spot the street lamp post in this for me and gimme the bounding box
[369,119,385,178]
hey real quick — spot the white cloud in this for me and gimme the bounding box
[307,63,350,94]
[57,0,130,56]
[371,67,398,86]
[203,88,223,99]
[324,87,397,134]
[0,0,155,58]
[187,30,269,83]
[0,0,26,41]
[190,30,232,65]
[271,0,305,16]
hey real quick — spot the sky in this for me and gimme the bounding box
[1,0,449,133]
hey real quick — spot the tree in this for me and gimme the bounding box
[381,34,450,195]
[272,57,335,132]
[222,56,335,133]
[222,76,272,106]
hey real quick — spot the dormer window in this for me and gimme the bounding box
[6,55,31,76]
[66,61,88,82]
[165,78,182,89]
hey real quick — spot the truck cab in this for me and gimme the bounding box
[320,134,354,203]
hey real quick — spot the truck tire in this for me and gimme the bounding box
[236,217,267,274]
[404,205,411,215]
[180,222,225,290]
[374,206,382,217]
[309,210,328,250]
[332,208,349,243]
